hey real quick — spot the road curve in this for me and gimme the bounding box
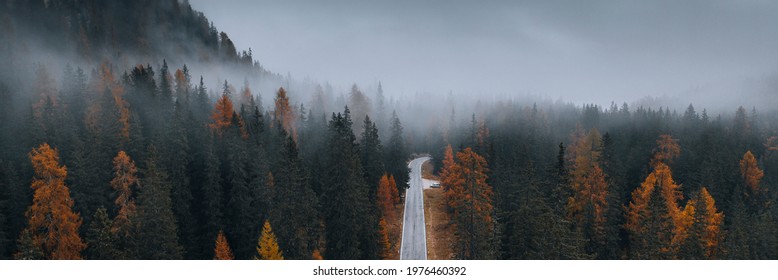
[400,156,429,260]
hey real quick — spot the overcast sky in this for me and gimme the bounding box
[189,0,778,104]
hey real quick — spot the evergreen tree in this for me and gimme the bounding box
[385,111,408,195]
[269,131,318,259]
[84,207,119,260]
[135,147,183,259]
[198,136,224,258]
[322,108,377,259]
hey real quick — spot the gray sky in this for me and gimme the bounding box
[189,0,778,105]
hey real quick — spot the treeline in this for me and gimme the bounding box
[0,61,409,260]
[1,0,258,65]
[433,103,778,259]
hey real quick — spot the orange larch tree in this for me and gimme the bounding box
[210,80,235,132]
[566,128,609,252]
[378,218,392,259]
[624,162,690,259]
[453,147,494,259]
[110,151,138,237]
[274,87,297,142]
[441,144,465,214]
[214,230,234,260]
[651,134,680,168]
[388,175,399,205]
[684,187,724,259]
[18,143,86,260]
[376,173,395,222]
[739,150,764,194]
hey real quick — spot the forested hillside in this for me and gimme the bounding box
[432,104,778,259]
[0,0,409,260]
[1,0,778,260]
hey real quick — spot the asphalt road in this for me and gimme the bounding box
[400,156,429,260]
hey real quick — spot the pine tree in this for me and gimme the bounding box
[224,119,262,259]
[199,136,224,258]
[256,220,283,260]
[322,108,376,259]
[360,115,385,199]
[269,132,318,259]
[135,147,183,259]
[385,111,408,194]
[84,207,119,259]
[213,230,234,260]
[166,102,196,258]
[18,143,85,259]
[680,188,724,259]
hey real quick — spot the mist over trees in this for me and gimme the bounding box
[1,0,778,260]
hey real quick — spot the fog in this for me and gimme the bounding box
[189,0,778,108]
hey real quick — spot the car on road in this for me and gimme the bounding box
[431,183,441,188]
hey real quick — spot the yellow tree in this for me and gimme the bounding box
[625,163,690,259]
[214,230,234,260]
[684,188,724,259]
[19,143,86,259]
[566,128,608,252]
[256,220,284,260]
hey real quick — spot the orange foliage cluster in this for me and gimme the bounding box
[739,150,764,194]
[686,188,724,259]
[214,230,234,260]
[256,220,284,260]
[377,173,399,222]
[110,151,138,235]
[440,145,464,214]
[625,163,688,253]
[23,143,86,259]
[651,134,680,168]
[378,218,391,260]
[210,92,235,131]
[567,128,608,240]
[440,145,494,258]
[274,87,297,141]
[625,136,724,259]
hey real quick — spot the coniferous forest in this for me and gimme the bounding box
[2,0,778,260]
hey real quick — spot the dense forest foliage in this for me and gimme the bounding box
[2,0,778,260]
[431,103,778,259]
